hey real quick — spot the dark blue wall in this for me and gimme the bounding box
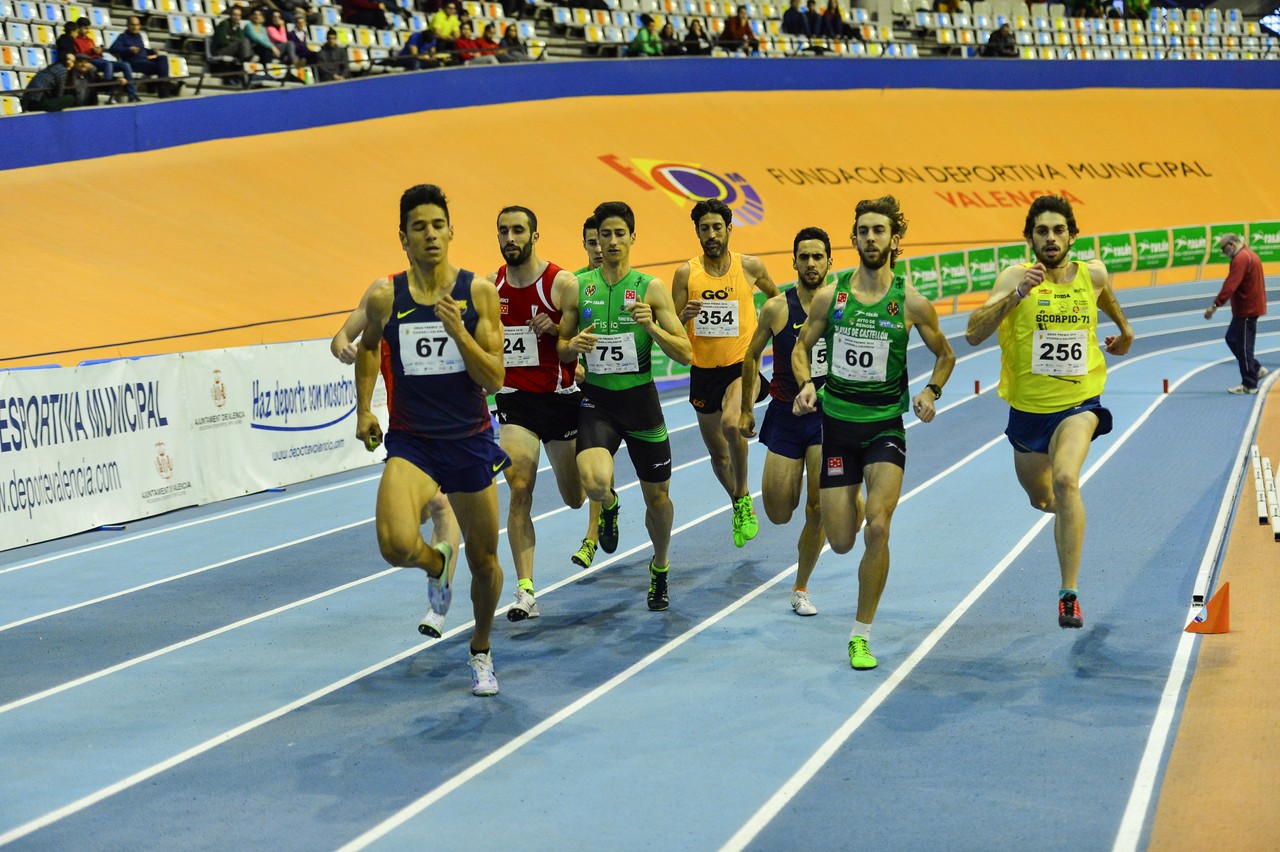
[3,57,1278,171]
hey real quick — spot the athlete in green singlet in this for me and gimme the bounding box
[557,201,692,611]
[793,196,955,671]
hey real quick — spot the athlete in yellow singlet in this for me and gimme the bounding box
[965,195,1134,631]
[671,199,779,547]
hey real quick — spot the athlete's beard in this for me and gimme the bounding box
[798,269,827,290]
[858,244,891,271]
[702,239,726,260]
[1033,240,1072,269]
[504,241,534,268]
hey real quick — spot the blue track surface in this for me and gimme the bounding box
[2,280,1276,850]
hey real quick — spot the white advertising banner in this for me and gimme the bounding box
[0,356,200,550]
[184,340,387,503]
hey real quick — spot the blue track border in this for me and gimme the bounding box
[2,57,1278,172]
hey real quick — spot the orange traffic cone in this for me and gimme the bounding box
[1185,582,1230,634]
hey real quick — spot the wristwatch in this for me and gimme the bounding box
[926,383,942,399]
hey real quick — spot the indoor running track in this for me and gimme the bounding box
[2,280,1274,851]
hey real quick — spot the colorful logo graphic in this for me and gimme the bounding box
[600,155,765,225]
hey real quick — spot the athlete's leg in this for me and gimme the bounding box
[447,485,504,653]
[718,376,750,500]
[1013,450,1055,513]
[1045,411,1099,591]
[639,478,674,567]
[795,443,825,591]
[854,461,904,625]
[376,457,446,577]
[422,493,460,584]
[577,447,616,505]
[761,450,804,524]
[697,410,737,501]
[500,422,543,585]
[821,482,865,555]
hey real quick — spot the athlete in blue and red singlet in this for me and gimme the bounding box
[354,183,509,697]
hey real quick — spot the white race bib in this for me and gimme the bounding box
[400,322,464,376]
[590,333,639,374]
[1031,329,1088,376]
[831,330,889,382]
[693,300,739,338]
[810,338,829,379]
[502,325,539,368]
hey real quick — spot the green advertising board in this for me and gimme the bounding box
[967,247,998,292]
[904,256,940,301]
[937,251,969,298]
[995,243,1028,273]
[1170,226,1209,267]
[1071,235,1098,263]
[1097,233,1135,273]
[1248,221,1280,262]
[1134,229,1171,271]
[1208,223,1244,266]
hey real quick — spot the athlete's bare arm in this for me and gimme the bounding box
[740,295,785,438]
[437,277,505,395]
[792,286,834,415]
[742,255,781,299]
[1089,259,1135,355]
[538,269,578,337]
[355,279,393,449]
[638,278,693,366]
[331,278,384,363]
[965,263,1042,346]
[905,284,955,424]
[557,284,595,363]
[671,262,698,325]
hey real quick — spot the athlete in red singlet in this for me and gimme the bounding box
[489,205,604,621]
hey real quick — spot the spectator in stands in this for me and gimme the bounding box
[659,21,685,54]
[288,14,320,64]
[340,0,408,30]
[108,16,175,98]
[782,0,811,35]
[265,8,307,72]
[316,27,349,79]
[72,18,137,101]
[258,0,311,25]
[454,21,498,62]
[720,5,759,53]
[212,6,256,63]
[933,0,961,13]
[70,50,122,104]
[242,7,295,64]
[1124,0,1147,17]
[477,22,502,55]
[981,21,1017,55]
[496,22,531,61]
[397,26,441,68]
[430,1,462,52]
[627,13,663,55]
[55,21,80,62]
[804,0,823,34]
[683,17,713,53]
[821,0,851,38]
[20,50,77,112]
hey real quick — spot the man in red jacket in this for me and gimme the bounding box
[1205,232,1269,394]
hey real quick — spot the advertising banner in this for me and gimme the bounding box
[1171,226,1209,267]
[937,251,970,299]
[1248,220,1280,262]
[1134,229,1172,271]
[1208,222,1244,266]
[996,243,1029,272]
[967,247,998,291]
[1097,233,1136,273]
[184,341,386,503]
[0,356,199,550]
[1071,235,1098,263]
[904,255,940,301]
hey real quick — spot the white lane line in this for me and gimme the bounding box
[720,350,1242,852]
[1111,356,1280,852]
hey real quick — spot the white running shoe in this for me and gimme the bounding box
[469,651,499,696]
[507,588,540,622]
[418,606,446,638]
[791,590,818,616]
[1227,384,1259,395]
[426,541,453,618]
[1258,366,1270,379]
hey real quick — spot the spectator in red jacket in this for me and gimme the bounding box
[71,18,137,101]
[454,21,497,63]
[719,5,759,54]
[1205,233,1269,394]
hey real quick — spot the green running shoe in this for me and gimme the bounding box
[572,537,597,568]
[738,495,759,543]
[848,636,877,670]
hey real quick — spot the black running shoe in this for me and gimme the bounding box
[598,490,620,554]
[1058,592,1083,629]
[647,564,668,611]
